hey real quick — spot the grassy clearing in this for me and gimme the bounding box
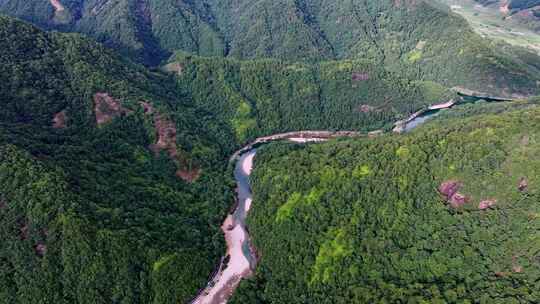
[437,0,540,53]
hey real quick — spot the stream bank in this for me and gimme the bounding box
[192,92,517,304]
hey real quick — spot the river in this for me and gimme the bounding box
[192,138,331,304]
[191,93,514,304]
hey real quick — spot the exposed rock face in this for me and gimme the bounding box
[479,199,497,210]
[449,192,469,208]
[176,168,202,183]
[52,110,67,129]
[149,112,178,159]
[518,177,528,192]
[163,62,184,76]
[140,101,201,183]
[439,180,461,199]
[439,180,469,208]
[35,243,47,257]
[94,93,131,126]
[50,0,65,13]
[358,104,375,113]
[352,72,369,82]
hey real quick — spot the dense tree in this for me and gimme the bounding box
[0,15,236,303]
[233,104,540,303]
[1,0,539,98]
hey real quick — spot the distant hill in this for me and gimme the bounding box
[1,0,539,97]
[436,0,540,59]
[472,0,540,33]
[474,0,540,12]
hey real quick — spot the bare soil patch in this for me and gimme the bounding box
[52,110,67,129]
[94,93,131,126]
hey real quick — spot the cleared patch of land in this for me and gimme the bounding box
[437,0,540,53]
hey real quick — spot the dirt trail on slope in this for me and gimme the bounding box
[50,0,65,12]
[192,151,256,304]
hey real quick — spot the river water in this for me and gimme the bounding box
[193,114,436,303]
[192,93,512,303]
[403,110,441,132]
[192,150,257,304]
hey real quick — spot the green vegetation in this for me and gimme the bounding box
[0,1,539,302]
[0,15,464,303]
[437,0,540,53]
[1,0,539,97]
[172,53,456,142]
[232,104,540,303]
[0,15,237,304]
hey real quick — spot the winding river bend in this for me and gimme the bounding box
[191,92,515,304]
[192,135,357,304]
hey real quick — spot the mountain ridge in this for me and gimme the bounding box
[1,0,539,98]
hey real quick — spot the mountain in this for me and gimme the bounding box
[1,0,539,97]
[474,0,540,14]
[0,14,476,303]
[168,53,457,141]
[479,0,539,33]
[0,1,539,303]
[232,98,540,303]
[436,0,540,54]
[482,0,540,33]
[0,15,238,304]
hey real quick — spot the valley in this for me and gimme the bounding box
[193,92,521,304]
[0,0,539,303]
[230,100,540,303]
[436,0,540,53]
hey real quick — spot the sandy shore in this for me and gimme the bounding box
[50,0,65,12]
[288,137,327,143]
[192,151,256,304]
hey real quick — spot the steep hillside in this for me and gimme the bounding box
[474,0,540,15]
[203,0,540,97]
[169,53,455,142]
[0,0,227,64]
[233,103,540,303]
[476,0,540,32]
[0,15,237,304]
[1,0,539,97]
[437,0,540,54]
[0,15,476,303]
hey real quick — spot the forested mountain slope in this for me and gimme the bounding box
[169,53,454,142]
[0,15,476,303]
[478,0,540,33]
[0,1,538,303]
[233,102,540,303]
[0,15,238,304]
[1,0,539,97]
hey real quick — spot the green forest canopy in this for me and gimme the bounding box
[232,103,540,303]
[1,0,539,97]
[0,1,539,302]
